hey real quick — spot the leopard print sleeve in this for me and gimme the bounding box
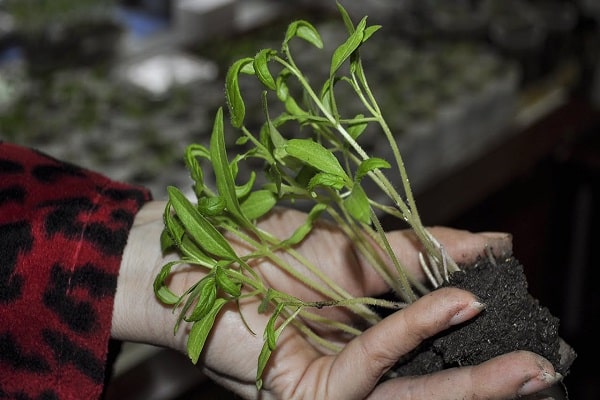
[0,142,152,399]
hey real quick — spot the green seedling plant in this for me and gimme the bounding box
[155,3,460,390]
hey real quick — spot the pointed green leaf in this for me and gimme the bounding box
[265,303,284,350]
[234,170,256,199]
[167,186,238,260]
[307,172,346,191]
[184,144,210,194]
[284,95,307,116]
[336,1,355,34]
[330,17,367,76]
[210,108,243,219]
[296,22,323,48]
[164,204,217,265]
[261,91,287,152]
[258,288,276,314]
[160,228,176,252]
[240,189,277,220]
[319,79,336,116]
[363,25,381,42]
[283,20,322,48]
[179,235,217,266]
[153,260,181,305]
[294,164,318,187]
[176,281,204,332]
[259,304,303,389]
[355,157,390,182]
[225,57,254,128]
[343,184,371,224]
[280,203,327,246]
[256,340,272,391]
[284,139,348,179]
[254,49,277,90]
[187,298,227,364]
[187,276,217,321]
[215,265,242,297]
[275,70,291,102]
[347,115,368,140]
[197,197,226,216]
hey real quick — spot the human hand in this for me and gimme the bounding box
[113,202,561,399]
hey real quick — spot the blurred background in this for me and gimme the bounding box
[0,0,598,398]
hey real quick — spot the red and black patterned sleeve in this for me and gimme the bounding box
[0,142,152,399]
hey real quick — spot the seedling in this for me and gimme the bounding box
[156,3,470,389]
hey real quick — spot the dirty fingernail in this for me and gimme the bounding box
[449,300,486,326]
[481,232,512,243]
[481,232,513,255]
[518,371,563,397]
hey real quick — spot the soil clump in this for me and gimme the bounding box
[392,256,576,379]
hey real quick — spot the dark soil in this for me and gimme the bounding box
[392,255,576,379]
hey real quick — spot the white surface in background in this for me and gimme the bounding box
[119,52,218,97]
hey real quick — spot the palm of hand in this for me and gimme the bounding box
[191,209,554,400]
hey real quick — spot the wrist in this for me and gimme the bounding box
[112,201,202,354]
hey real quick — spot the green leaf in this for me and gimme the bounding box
[363,25,381,42]
[184,144,210,193]
[275,70,291,102]
[225,57,254,128]
[257,304,303,389]
[274,73,308,117]
[347,115,368,140]
[254,49,277,90]
[307,172,346,191]
[160,228,176,252]
[262,92,287,151]
[164,204,217,265]
[284,139,348,179]
[283,20,323,48]
[336,1,355,34]
[176,281,204,332]
[240,189,277,220]
[234,170,256,199]
[164,200,186,246]
[265,303,284,350]
[343,184,371,224]
[187,298,227,364]
[197,197,226,216]
[215,265,242,297]
[294,164,318,187]
[280,203,327,246]
[153,260,181,305]
[330,17,367,76]
[284,95,307,117]
[319,79,336,117]
[258,288,276,314]
[210,108,243,219]
[187,276,217,321]
[355,157,390,182]
[179,235,217,265]
[256,340,272,391]
[167,186,238,260]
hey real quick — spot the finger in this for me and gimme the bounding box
[361,227,513,293]
[391,227,512,274]
[327,288,485,399]
[368,350,561,400]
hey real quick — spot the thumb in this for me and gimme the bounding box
[327,287,483,399]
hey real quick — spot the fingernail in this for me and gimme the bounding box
[449,300,486,326]
[480,231,511,239]
[518,371,563,397]
[481,232,513,256]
